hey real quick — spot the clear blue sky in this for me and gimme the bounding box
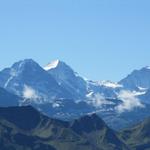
[0,0,150,81]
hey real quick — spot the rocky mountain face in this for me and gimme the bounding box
[0,87,20,107]
[44,60,87,99]
[119,66,150,90]
[0,59,150,129]
[0,59,73,103]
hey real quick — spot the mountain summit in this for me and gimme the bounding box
[44,59,60,70]
[0,59,72,103]
[44,60,87,99]
[0,106,129,150]
[119,66,150,90]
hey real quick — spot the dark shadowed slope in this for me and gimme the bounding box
[0,87,19,106]
[0,106,129,150]
[119,117,150,150]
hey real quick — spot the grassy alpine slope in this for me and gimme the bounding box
[0,106,128,150]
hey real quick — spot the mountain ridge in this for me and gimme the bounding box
[0,105,129,150]
[0,59,150,130]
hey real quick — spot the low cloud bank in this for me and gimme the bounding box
[87,93,114,107]
[116,90,144,113]
[23,85,40,99]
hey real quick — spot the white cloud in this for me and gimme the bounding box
[52,103,60,108]
[23,85,40,99]
[116,90,144,113]
[87,93,114,107]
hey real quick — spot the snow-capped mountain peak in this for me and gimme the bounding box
[11,59,40,71]
[44,59,88,99]
[44,59,60,70]
[119,66,150,90]
[143,66,150,70]
[0,59,74,103]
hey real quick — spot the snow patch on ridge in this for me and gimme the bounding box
[44,60,59,70]
[99,80,123,88]
[144,66,150,70]
[4,69,17,88]
[87,93,114,107]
